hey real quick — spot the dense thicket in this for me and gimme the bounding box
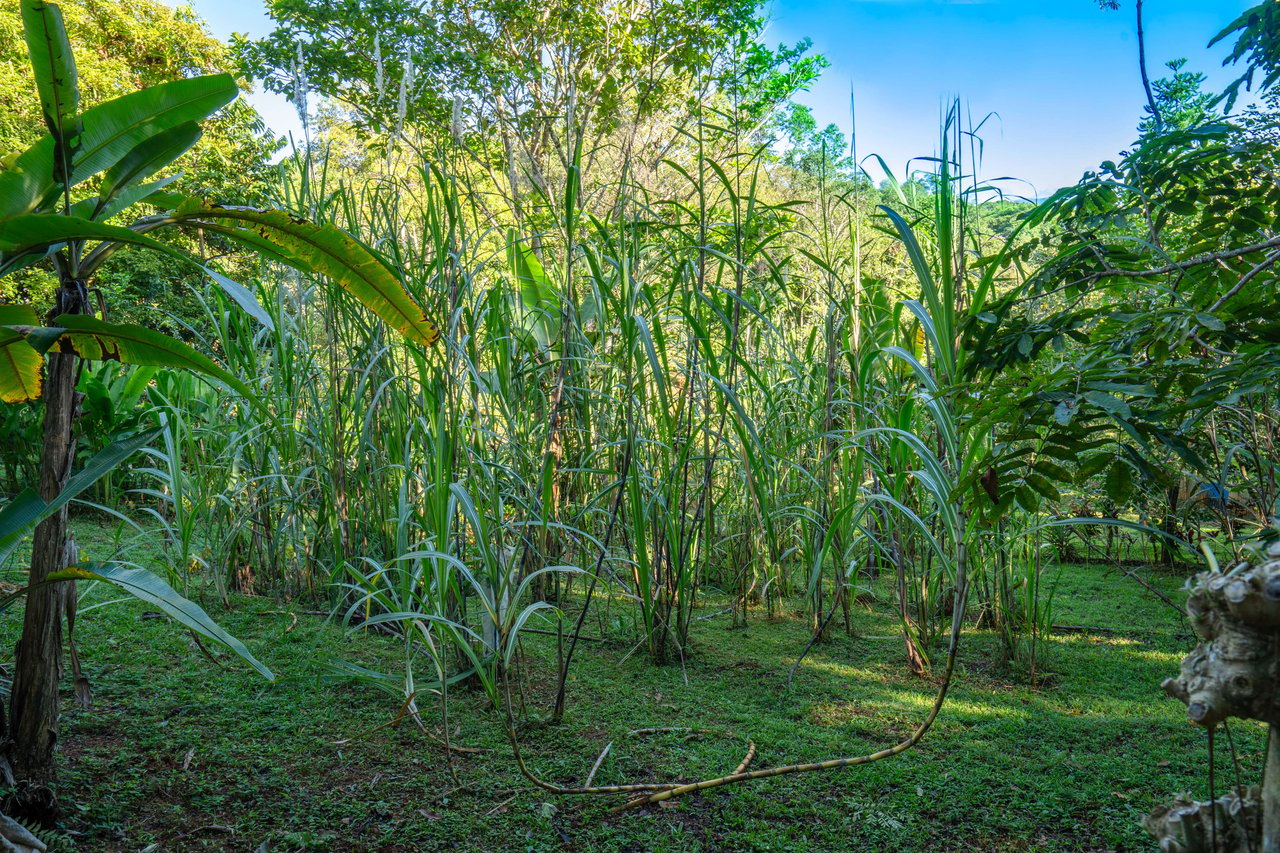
[1,0,1278,832]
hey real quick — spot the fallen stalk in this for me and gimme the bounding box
[583,742,611,788]
[502,573,968,811]
[503,672,682,794]
[502,676,756,796]
[611,581,966,811]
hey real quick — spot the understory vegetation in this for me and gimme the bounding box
[0,0,1278,849]
[7,519,1244,852]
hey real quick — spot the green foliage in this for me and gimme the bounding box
[0,74,239,221]
[0,0,279,203]
[33,314,256,401]
[1137,59,1217,136]
[1212,0,1280,111]
[2,0,1279,835]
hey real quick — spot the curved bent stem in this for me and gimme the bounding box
[501,670,684,795]
[614,561,969,810]
[501,530,971,809]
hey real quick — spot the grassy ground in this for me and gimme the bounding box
[0,516,1258,852]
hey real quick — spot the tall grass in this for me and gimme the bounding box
[60,92,1106,779]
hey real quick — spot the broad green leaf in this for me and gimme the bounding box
[1105,462,1133,504]
[170,219,295,268]
[48,562,274,681]
[1031,459,1073,485]
[0,492,44,564]
[1075,453,1112,483]
[0,428,158,555]
[1083,381,1156,397]
[65,74,233,190]
[1014,484,1041,513]
[1025,473,1063,503]
[0,305,43,402]
[72,175,178,223]
[1195,312,1226,332]
[0,74,237,219]
[21,0,80,184]
[0,213,182,270]
[157,203,440,347]
[1082,390,1131,419]
[203,267,275,332]
[96,122,201,214]
[508,231,561,351]
[39,316,255,402]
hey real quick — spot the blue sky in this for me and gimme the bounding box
[167,0,1255,194]
[766,0,1254,195]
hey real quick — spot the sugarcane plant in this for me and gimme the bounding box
[0,0,438,821]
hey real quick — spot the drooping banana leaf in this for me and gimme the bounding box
[153,202,441,347]
[49,562,274,681]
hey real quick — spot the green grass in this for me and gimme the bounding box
[0,516,1256,852]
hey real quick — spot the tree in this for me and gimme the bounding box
[967,2,1280,513]
[232,0,822,222]
[774,104,853,183]
[0,0,439,821]
[1211,0,1280,112]
[1137,58,1217,137]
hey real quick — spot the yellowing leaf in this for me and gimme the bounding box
[164,204,441,348]
[0,305,43,403]
[44,315,256,405]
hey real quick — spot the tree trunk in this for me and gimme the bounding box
[1155,549,1280,851]
[1265,725,1280,853]
[7,350,78,821]
[1161,483,1181,567]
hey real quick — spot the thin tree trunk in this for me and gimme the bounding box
[1135,0,1161,128]
[8,349,78,820]
[1264,725,1280,853]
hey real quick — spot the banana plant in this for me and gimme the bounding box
[0,0,439,813]
[0,430,274,684]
